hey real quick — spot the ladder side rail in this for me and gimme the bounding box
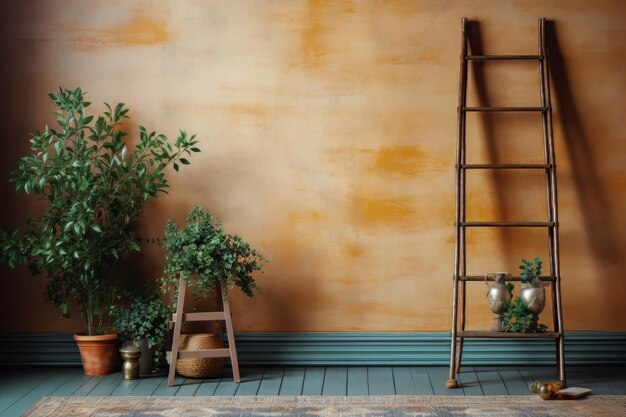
[220,280,241,383]
[538,17,560,380]
[168,275,187,387]
[448,17,468,389]
[455,18,470,375]
[538,18,558,332]
[541,17,566,386]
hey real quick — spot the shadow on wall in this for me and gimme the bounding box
[0,2,88,332]
[464,21,517,269]
[463,19,624,327]
[546,22,623,300]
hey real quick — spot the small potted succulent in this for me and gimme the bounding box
[0,87,199,375]
[112,288,171,374]
[519,257,546,314]
[160,205,267,378]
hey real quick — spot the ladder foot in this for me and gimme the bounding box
[447,378,460,389]
[556,380,566,390]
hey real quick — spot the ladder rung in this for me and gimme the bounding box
[461,164,550,170]
[457,331,560,339]
[466,55,543,61]
[459,222,555,227]
[170,312,226,322]
[463,107,547,112]
[168,348,231,360]
[459,275,555,282]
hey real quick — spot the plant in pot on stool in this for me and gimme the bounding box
[0,87,199,375]
[161,206,267,378]
[502,257,548,333]
[519,257,546,315]
[112,289,171,374]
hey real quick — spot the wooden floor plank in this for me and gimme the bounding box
[1,364,625,404]
[234,368,265,396]
[476,370,508,395]
[279,367,305,396]
[458,367,483,396]
[322,367,347,396]
[175,379,201,396]
[72,376,102,396]
[529,366,558,384]
[368,367,395,395]
[50,370,92,396]
[0,369,74,417]
[110,379,141,396]
[131,376,166,396]
[347,367,368,396]
[152,376,183,396]
[516,367,536,387]
[409,368,434,395]
[194,378,220,396]
[567,366,620,395]
[301,367,325,396]
[499,370,531,395]
[88,372,122,396]
[427,367,463,396]
[392,367,414,395]
[256,367,284,396]
[213,376,239,396]
[0,369,58,412]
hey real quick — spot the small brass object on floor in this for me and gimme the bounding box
[529,380,592,400]
[120,345,142,380]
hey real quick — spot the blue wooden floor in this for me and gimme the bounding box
[1,366,625,416]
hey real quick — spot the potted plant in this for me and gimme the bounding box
[160,205,267,377]
[0,87,199,375]
[502,296,547,333]
[112,289,171,374]
[519,257,546,314]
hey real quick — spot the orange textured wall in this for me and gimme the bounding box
[0,1,624,333]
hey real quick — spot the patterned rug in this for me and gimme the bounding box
[24,395,626,417]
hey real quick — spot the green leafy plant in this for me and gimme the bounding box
[502,297,547,333]
[161,206,267,298]
[112,289,171,363]
[0,87,199,335]
[519,257,543,288]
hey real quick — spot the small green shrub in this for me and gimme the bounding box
[112,289,171,363]
[161,206,267,298]
[519,257,543,288]
[502,297,547,333]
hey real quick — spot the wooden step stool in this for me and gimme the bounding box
[166,275,240,386]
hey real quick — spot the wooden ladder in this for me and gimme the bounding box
[448,18,566,388]
[167,275,241,386]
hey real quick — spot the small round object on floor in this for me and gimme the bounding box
[539,384,557,400]
[446,378,459,388]
[529,380,543,393]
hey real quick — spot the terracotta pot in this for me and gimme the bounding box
[74,332,120,376]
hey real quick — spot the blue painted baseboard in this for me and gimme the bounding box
[1,332,624,366]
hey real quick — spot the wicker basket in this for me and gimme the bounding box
[175,333,225,378]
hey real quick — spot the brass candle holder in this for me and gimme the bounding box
[119,345,142,380]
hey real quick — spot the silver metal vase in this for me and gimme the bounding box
[486,272,512,331]
[519,282,546,314]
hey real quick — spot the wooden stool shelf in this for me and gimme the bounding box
[166,275,240,387]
